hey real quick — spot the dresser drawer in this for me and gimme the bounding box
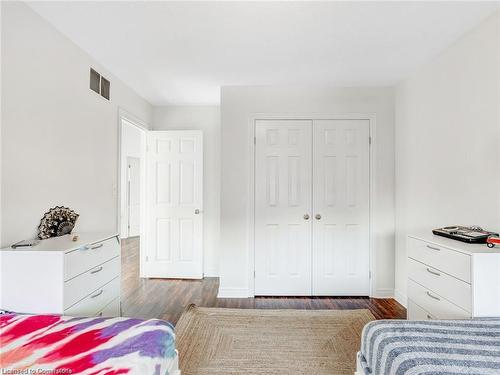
[408,258,471,312]
[64,277,120,317]
[96,298,120,317]
[64,237,119,281]
[408,300,433,320]
[64,256,120,309]
[408,279,470,319]
[408,237,471,283]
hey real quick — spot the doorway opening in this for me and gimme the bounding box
[119,114,147,288]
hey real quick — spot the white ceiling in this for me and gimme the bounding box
[27,1,499,105]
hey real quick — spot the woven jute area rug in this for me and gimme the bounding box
[175,304,374,375]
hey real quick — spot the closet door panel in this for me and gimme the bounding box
[312,120,370,295]
[254,120,312,296]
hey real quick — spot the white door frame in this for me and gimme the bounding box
[117,109,148,277]
[247,113,377,297]
[126,156,141,238]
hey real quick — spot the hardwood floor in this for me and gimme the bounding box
[121,237,406,325]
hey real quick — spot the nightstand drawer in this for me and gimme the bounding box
[64,236,119,281]
[408,279,470,319]
[408,300,433,320]
[64,277,119,317]
[408,237,470,282]
[408,258,471,312]
[64,256,120,309]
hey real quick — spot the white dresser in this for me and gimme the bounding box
[407,233,500,320]
[0,233,121,317]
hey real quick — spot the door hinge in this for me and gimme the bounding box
[146,255,149,261]
[369,270,372,279]
[369,136,372,145]
[254,136,256,145]
[254,270,256,278]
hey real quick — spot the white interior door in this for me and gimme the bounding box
[145,130,203,279]
[127,157,141,237]
[254,120,312,295]
[312,119,370,295]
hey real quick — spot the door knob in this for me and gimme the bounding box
[315,214,321,220]
[195,209,201,215]
[303,214,310,220]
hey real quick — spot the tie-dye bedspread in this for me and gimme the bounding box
[0,312,177,374]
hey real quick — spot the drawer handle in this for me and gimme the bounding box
[90,243,104,250]
[90,266,103,274]
[426,291,441,301]
[426,245,440,251]
[426,268,441,276]
[90,289,103,299]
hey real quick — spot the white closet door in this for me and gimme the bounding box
[145,131,203,279]
[312,120,370,295]
[254,120,312,295]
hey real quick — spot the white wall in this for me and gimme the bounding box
[153,105,221,276]
[1,2,152,247]
[120,120,145,238]
[395,11,500,306]
[220,86,395,297]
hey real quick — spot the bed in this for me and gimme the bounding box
[0,312,180,375]
[356,319,500,375]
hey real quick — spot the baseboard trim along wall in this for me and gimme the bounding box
[217,288,250,298]
[394,289,408,308]
[373,288,395,299]
[203,269,219,278]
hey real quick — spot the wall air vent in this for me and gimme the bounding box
[89,67,110,100]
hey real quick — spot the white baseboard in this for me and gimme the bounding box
[373,288,394,298]
[394,289,408,308]
[217,287,250,298]
[203,269,219,278]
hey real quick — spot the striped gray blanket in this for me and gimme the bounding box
[359,319,500,375]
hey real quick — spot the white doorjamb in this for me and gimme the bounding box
[126,156,141,237]
[117,108,148,278]
[247,113,377,298]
